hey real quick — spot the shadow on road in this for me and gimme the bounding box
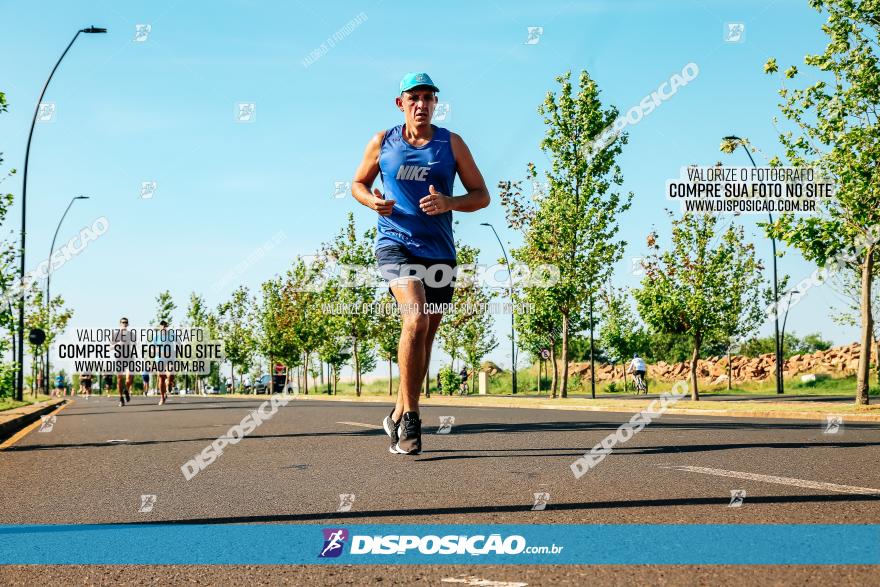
[412,441,880,462]
[122,493,880,526]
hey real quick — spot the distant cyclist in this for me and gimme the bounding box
[627,353,648,394]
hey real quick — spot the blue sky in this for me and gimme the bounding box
[0,0,859,377]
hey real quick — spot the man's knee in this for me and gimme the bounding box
[402,312,429,338]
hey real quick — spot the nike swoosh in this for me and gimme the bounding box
[428,160,440,165]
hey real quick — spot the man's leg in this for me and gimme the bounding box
[116,375,125,404]
[390,280,429,420]
[392,311,442,422]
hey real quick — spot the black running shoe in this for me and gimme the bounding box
[382,411,399,453]
[392,411,421,455]
[124,390,131,403]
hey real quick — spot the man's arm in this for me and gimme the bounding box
[419,132,490,215]
[351,131,395,216]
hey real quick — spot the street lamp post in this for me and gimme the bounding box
[780,289,797,358]
[481,222,517,395]
[16,26,106,401]
[722,135,785,395]
[44,195,89,394]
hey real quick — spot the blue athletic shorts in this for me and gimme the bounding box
[375,243,457,306]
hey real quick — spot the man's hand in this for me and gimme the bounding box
[419,185,453,216]
[370,188,396,216]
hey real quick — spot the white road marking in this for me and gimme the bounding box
[106,439,130,444]
[336,421,382,429]
[442,577,528,587]
[663,465,880,495]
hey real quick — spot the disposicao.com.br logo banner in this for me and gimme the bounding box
[318,527,562,559]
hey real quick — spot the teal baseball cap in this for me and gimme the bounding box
[400,72,439,94]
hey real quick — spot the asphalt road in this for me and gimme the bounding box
[0,395,877,585]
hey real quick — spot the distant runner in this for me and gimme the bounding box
[352,72,490,454]
[156,320,175,406]
[80,373,92,398]
[114,317,134,407]
[53,373,65,397]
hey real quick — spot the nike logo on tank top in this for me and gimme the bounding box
[376,124,456,260]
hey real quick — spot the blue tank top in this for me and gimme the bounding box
[376,124,456,259]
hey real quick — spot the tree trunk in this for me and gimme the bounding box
[388,358,393,395]
[874,335,879,386]
[689,337,701,401]
[726,345,732,391]
[231,365,235,394]
[9,303,15,368]
[551,340,558,398]
[856,248,874,405]
[537,359,542,394]
[561,313,570,398]
[267,356,274,394]
[353,338,361,397]
[589,294,596,399]
[303,352,309,395]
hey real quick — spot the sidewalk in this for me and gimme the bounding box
[0,398,67,443]
[276,392,880,422]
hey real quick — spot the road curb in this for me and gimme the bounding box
[0,399,68,442]
[281,394,880,422]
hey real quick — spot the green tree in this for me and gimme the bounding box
[500,70,632,397]
[763,0,880,403]
[634,213,763,400]
[184,292,210,393]
[154,290,176,326]
[514,285,562,396]
[280,255,329,394]
[438,244,497,378]
[323,213,378,396]
[598,285,648,389]
[830,269,880,382]
[459,271,498,393]
[715,224,765,390]
[739,332,833,358]
[0,90,19,395]
[253,277,292,393]
[217,286,255,392]
[25,289,72,394]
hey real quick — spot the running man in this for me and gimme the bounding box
[114,317,134,406]
[352,72,489,454]
[53,373,65,397]
[79,373,92,398]
[156,320,175,406]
